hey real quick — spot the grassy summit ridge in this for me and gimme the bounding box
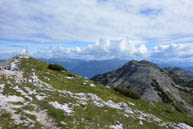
[0,56,193,129]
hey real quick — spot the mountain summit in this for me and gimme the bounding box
[92,60,193,116]
[0,56,193,129]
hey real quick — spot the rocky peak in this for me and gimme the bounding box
[122,60,162,72]
[92,60,193,116]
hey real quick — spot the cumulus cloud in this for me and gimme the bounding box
[31,40,193,62]
[152,43,193,61]
[34,39,149,60]
[1,39,193,62]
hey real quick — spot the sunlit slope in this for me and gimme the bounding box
[0,55,192,129]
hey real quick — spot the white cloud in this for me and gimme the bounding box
[152,43,193,61]
[1,0,193,61]
[32,40,193,62]
[34,39,149,60]
[1,0,193,43]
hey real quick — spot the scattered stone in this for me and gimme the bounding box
[13,85,33,101]
[60,121,67,126]
[65,76,74,80]
[0,94,27,125]
[0,84,5,93]
[36,95,47,101]
[176,123,193,129]
[128,102,135,106]
[25,109,58,129]
[106,86,111,88]
[124,114,129,118]
[110,123,123,129]
[49,101,73,114]
[79,101,87,106]
[90,83,96,87]
[44,76,50,81]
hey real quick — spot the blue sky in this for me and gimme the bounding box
[0,0,193,61]
[0,40,93,52]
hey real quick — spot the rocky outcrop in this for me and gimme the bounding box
[92,60,193,115]
[0,55,29,71]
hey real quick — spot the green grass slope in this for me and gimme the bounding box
[0,56,193,129]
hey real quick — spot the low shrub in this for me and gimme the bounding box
[48,64,67,71]
[151,79,173,103]
[113,87,140,99]
[66,72,75,77]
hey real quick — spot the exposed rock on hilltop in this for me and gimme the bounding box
[92,60,176,102]
[92,60,193,115]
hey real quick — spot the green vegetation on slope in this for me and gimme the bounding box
[0,57,193,129]
[113,87,140,99]
[48,63,67,72]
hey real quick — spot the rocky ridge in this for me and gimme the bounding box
[92,60,193,116]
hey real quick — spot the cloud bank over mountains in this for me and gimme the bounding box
[35,39,148,60]
[152,43,193,62]
[1,38,193,62]
[32,39,193,62]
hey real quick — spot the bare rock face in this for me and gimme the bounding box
[0,55,29,71]
[0,55,24,80]
[92,60,193,115]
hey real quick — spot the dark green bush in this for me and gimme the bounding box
[113,87,140,99]
[151,79,173,103]
[66,72,75,77]
[48,64,67,71]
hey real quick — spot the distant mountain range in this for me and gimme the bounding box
[39,58,193,78]
[92,60,193,116]
[182,66,193,72]
[39,58,128,78]
[157,61,193,72]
